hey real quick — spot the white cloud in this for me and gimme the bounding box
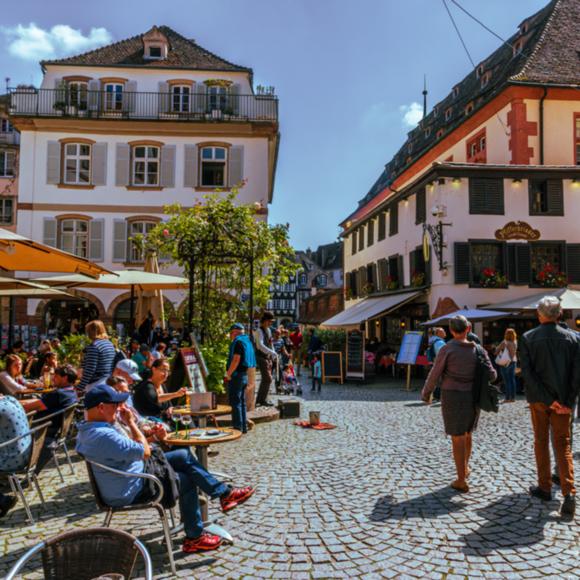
[400,102,423,129]
[1,23,112,61]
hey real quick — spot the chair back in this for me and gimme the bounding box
[41,527,142,580]
[27,422,50,473]
[84,460,109,511]
[58,404,77,441]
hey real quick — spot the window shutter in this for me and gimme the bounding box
[229,83,240,116]
[88,79,100,111]
[124,81,137,113]
[389,203,398,236]
[454,242,470,283]
[115,144,131,186]
[409,249,415,281]
[507,244,517,284]
[351,231,357,255]
[43,218,57,248]
[397,255,404,286]
[567,244,580,284]
[378,212,386,241]
[228,145,244,187]
[469,177,504,214]
[160,145,176,188]
[183,144,198,188]
[415,188,426,224]
[112,219,127,262]
[377,258,388,291]
[91,142,107,186]
[158,82,169,113]
[89,218,104,262]
[46,141,61,184]
[195,83,207,113]
[515,244,531,284]
[358,226,365,251]
[367,220,374,246]
[547,179,564,216]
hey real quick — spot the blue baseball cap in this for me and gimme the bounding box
[84,383,130,410]
[229,323,245,332]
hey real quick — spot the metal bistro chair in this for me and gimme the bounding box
[5,526,153,580]
[31,404,78,483]
[0,422,51,524]
[84,458,176,575]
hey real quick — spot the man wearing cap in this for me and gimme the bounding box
[76,384,255,553]
[253,311,277,406]
[225,323,256,433]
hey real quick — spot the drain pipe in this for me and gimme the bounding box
[539,87,548,165]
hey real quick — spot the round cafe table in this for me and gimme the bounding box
[164,427,242,542]
[171,404,232,428]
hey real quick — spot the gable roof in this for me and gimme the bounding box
[343,0,578,227]
[40,25,252,74]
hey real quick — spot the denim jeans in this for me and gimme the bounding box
[164,449,229,539]
[228,375,248,433]
[500,362,517,400]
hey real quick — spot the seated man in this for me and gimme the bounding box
[0,395,32,518]
[76,384,255,553]
[37,365,78,433]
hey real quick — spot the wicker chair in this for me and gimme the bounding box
[4,527,153,580]
[84,459,176,575]
[31,404,78,483]
[0,422,51,524]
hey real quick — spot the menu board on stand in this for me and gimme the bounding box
[169,347,207,394]
[396,331,424,391]
[346,329,365,380]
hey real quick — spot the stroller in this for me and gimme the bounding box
[281,363,302,396]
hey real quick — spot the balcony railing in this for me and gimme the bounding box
[9,88,278,123]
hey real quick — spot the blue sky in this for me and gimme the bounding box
[1,0,547,250]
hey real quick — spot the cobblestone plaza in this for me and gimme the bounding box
[1,380,580,579]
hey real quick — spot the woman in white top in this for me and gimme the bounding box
[494,328,518,402]
[0,354,36,396]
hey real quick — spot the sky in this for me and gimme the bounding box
[0,0,548,250]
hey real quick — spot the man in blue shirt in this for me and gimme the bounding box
[225,323,256,433]
[37,365,78,433]
[77,383,255,553]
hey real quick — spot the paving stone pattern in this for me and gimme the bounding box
[1,380,580,579]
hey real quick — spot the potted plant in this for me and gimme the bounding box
[385,276,399,291]
[411,271,425,287]
[479,268,508,288]
[536,263,567,288]
[362,282,375,296]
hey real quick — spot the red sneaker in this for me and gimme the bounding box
[182,532,223,553]
[220,486,255,512]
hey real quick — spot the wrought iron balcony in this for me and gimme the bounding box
[9,88,278,123]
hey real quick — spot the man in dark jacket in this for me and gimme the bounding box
[519,296,580,517]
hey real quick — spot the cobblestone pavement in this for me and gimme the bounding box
[2,380,580,579]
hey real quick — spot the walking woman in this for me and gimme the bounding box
[78,320,116,392]
[421,315,496,493]
[495,328,518,402]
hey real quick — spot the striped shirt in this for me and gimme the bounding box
[79,339,116,390]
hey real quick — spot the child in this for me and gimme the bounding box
[282,363,302,396]
[311,355,322,392]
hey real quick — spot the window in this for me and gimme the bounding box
[445,108,452,121]
[453,86,459,98]
[208,86,228,112]
[377,212,386,241]
[67,81,88,110]
[575,116,580,165]
[298,273,308,287]
[64,143,91,184]
[132,146,159,186]
[171,85,191,113]
[481,72,491,88]
[1,119,13,133]
[469,177,504,215]
[351,231,357,255]
[367,220,374,246]
[60,219,88,258]
[530,243,564,284]
[0,198,13,225]
[471,242,504,286]
[104,83,123,111]
[465,102,474,115]
[316,274,327,288]
[149,46,162,58]
[436,128,444,139]
[200,146,226,187]
[0,151,14,177]
[466,130,486,163]
[529,179,563,216]
[129,221,157,263]
[415,188,426,224]
[409,247,428,286]
[424,127,431,139]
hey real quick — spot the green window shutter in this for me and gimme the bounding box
[367,220,374,246]
[358,227,365,251]
[397,255,404,286]
[415,188,426,224]
[454,242,471,283]
[351,231,357,255]
[516,244,531,284]
[547,179,564,216]
[567,244,580,284]
[469,177,504,215]
[389,203,398,236]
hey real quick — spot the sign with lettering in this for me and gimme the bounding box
[495,221,540,241]
[397,331,424,365]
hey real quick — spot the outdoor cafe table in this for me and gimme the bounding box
[165,427,241,542]
[171,404,233,428]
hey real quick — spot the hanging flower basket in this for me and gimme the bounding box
[411,271,425,287]
[536,263,567,288]
[479,268,508,288]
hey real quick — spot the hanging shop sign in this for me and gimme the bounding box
[495,221,540,241]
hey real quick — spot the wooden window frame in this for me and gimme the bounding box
[0,197,14,225]
[528,179,564,216]
[57,215,91,259]
[0,151,14,178]
[126,216,162,265]
[131,144,160,187]
[199,145,228,189]
[171,84,192,113]
[529,241,566,288]
[466,128,487,163]
[62,142,92,186]
[468,239,506,288]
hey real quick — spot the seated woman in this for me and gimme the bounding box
[132,358,187,419]
[40,351,58,383]
[0,354,37,396]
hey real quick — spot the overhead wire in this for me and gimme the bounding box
[441,0,476,68]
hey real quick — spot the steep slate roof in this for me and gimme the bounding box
[345,0,578,225]
[41,25,252,73]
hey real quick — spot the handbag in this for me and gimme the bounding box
[495,345,511,367]
[474,345,501,413]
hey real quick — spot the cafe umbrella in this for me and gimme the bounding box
[481,288,580,312]
[135,252,166,334]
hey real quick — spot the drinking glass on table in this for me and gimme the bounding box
[181,414,192,438]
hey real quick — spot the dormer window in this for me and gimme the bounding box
[436,128,444,139]
[424,127,432,139]
[433,106,439,117]
[465,102,474,115]
[476,65,485,79]
[481,71,492,88]
[143,27,169,60]
[148,46,162,59]
[445,107,453,121]
[452,86,459,99]
[512,39,524,57]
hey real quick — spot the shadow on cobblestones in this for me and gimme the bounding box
[460,492,554,555]
[370,487,466,521]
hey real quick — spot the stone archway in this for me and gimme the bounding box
[34,289,107,322]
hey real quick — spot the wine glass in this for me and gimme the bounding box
[181,415,192,439]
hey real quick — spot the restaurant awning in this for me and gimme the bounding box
[321,291,422,329]
[421,308,512,326]
[482,288,580,311]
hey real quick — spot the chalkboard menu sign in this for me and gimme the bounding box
[168,347,207,393]
[396,331,424,365]
[321,351,343,384]
[346,329,365,380]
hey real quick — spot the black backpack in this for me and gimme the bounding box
[142,446,180,509]
[473,345,501,413]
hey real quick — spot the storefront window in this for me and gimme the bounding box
[530,243,564,284]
